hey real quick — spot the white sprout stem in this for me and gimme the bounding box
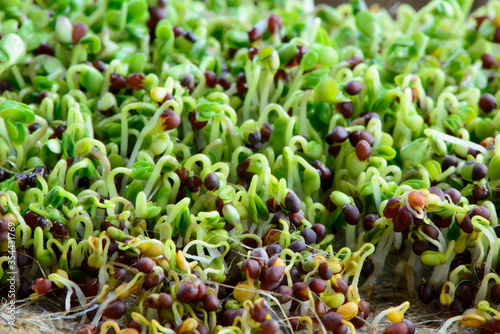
[424,128,487,155]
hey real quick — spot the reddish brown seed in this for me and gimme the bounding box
[315,299,327,316]
[110,72,127,90]
[289,240,306,253]
[311,160,332,182]
[494,27,500,43]
[267,14,283,34]
[421,225,439,240]
[248,27,262,42]
[143,272,163,289]
[85,278,99,297]
[355,140,371,161]
[251,248,269,267]
[482,53,498,69]
[342,204,360,225]
[32,278,51,295]
[261,123,273,142]
[479,93,497,113]
[402,319,415,334]
[237,73,248,95]
[186,175,203,192]
[318,262,333,280]
[127,73,146,90]
[336,102,354,118]
[218,77,231,90]
[92,60,107,72]
[241,259,260,280]
[262,266,285,284]
[184,32,197,43]
[347,56,363,69]
[383,322,408,334]
[195,282,207,301]
[293,282,310,301]
[260,319,279,334]
[332,324,348,334]
[486,316,500,332]
[358,131,375,146]
[285,191,301,213]
[158,292,173,308]
[149,6,167,22]
[251,299,269,323]
[160,109,181,131]
[136,257,155,273]
[176,283,199,302]
[361,258,375,278]
[204,71,217,88]
[412,240,428,256]
[327,126,350,144]
[247,47,259,61]
[35,42,55,56]
[417,282,435,304]
[189,111,208,130]
[332,277,348,294]
[103,299,127,319]
[203,292,220,311]
[444,188,461,204]
[72,22,89,43]
[300,228,317,245]
[113,268,126,282]
[309,277,327,294]
[397,206,414,226]
[321,312,343,331]
[274,285,293,303]
[50,222,68,236]
[311,224,327,243]
[204,172,220,191]
[345,81,362,95]
[128,320,142,332]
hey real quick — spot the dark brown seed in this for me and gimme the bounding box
[300,228,317,245]
[72,22,89,43]
[149,6,167,22]
[459,214,473,234]
[35,42,55,56]
[347,56,363,69]
[292,282,309,301]
[267,14,283,34]
[248,27,262,42]
[412,240,427,256]
[417,282,435,304]
[398,206,414,226]
[486,316,500,332]
[311,224,327,243]
[128,320,142,332]
[136,257,155,273]
[333,324,348,334]
[315,299,327,316]
[266,197,280,213]
[143,272,163,290]
[421,225,439,240]
[85,278,99,297]
[361,258,375,278]
[251,299,268,323]
[364,112,381,124]
[50,124,66,140]
[29,123,42,134]
[471,206,491,220]
[482,53,498,69]
[327,126,350,144]
[37,91,50,104]
[261,123,273,142]
[202,172,219,191]
[222,308,244,326]
[275,285,293,303]
[318,262,333,280]
[251,248,269,267]
[491,284,500,304]
[127,73,146,90]
[160,109,181,131]
[289,240,306,253]
[267,244,283,257]
[241,259,260,280]
[285,191,301,213]
[218,77,231,90]
[345,81,362,95]
[262,266,285,283]
[92,60,107,72]
[444,188,461,204]
[383,322,408,334]
[309,277,327,294]
[311,160,332,183]
[442,155,459,171]
[158,292,173,308]
[186,176,202,192]
[321,312,343,331]
[176,283,199,302]
[332,277,348,294]
[110,72,127,90]
[204,71,217,88]
[363,214,378,231]
[336,102,354,118]
[103,300,127,319]
[472,185,489,200]
[355,140,371,161]
[342,204,360,225]
[260,318,279,334]
[202,292,220,311]
[383,197,401,218]
[494,27,500,43]
[358,131,375,146]
[480,93,497,113]
[50,222,68,236]
[248,47,260,61]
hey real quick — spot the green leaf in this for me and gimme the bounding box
[400,138,429,165]
[0,101,35,123]
[314,78,339,103]
[130,161,155,180]
[300,50,318,71]
[195,102,220,121]
[80,36,101,54]
[225,30,250,48]
[0,33,26,64]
